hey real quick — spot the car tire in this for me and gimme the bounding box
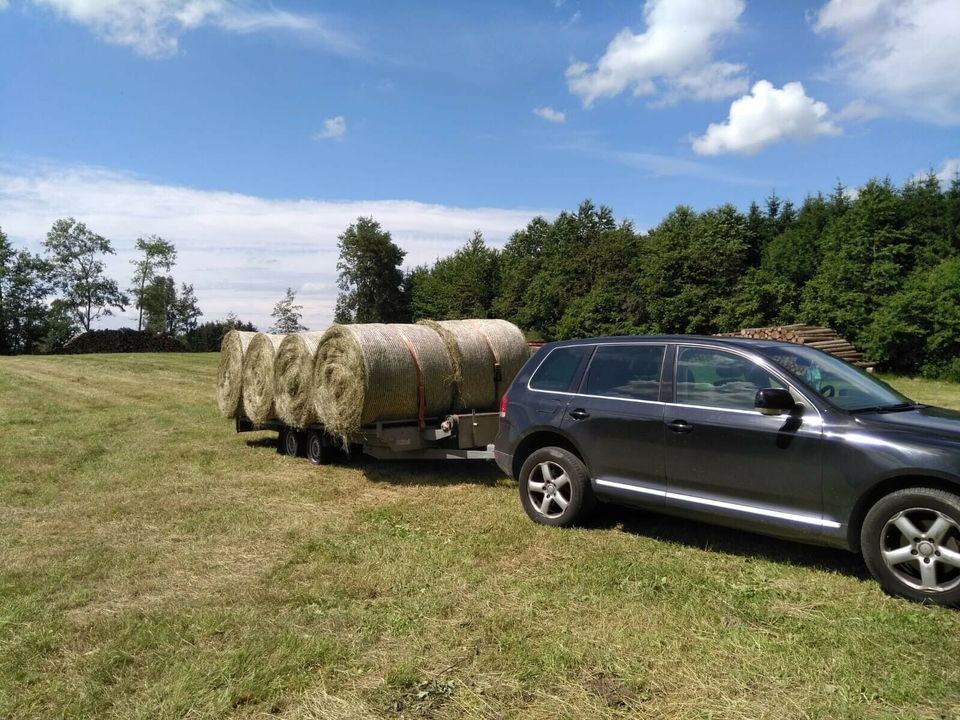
[861,487,960,606]
[518,446,595,527]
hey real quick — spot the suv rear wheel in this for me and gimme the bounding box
[861,487,960,606]
[519,447,595,527]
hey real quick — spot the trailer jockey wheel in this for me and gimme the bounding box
[278,428,306,457]
[307,430,330,465]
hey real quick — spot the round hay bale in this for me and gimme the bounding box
[313,323,454,439]
[274,331,326,428]
[216,330,257,418]
[418,319,529,411]
[241,333,286,425]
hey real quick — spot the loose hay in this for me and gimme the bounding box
[215,330,257,418]
[313,323,454,439]
[274,331,326,428]
[417,319,528,411]
[241,333,286,425]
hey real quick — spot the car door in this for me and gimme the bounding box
[560,342,668,507]
[663,344,827,539]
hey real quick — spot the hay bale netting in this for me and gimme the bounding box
[241,333,286,425]
[313,323,454,439]
[216,330,257,418]
[418,319,529,411]
[273,331,326,428]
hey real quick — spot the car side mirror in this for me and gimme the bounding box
[755,388,796,416]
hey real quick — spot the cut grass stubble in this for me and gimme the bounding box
[1,354,960,719]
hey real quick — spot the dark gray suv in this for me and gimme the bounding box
[494,336,960,606]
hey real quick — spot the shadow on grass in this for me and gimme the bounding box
[242,432,507,487]
[244,437,278,450]
[359,457,506,488]
[589,503,871,580]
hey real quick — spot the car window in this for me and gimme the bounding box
[676,347,784,410]
[760,344,911,411]
[529,345,593,392]
[582,344,665,401]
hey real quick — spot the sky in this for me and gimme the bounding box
[0,0,958,330]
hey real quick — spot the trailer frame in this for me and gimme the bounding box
[235,411,498,463]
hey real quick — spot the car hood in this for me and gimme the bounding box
[855,405,960,442]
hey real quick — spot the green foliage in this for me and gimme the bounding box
[172,282,202,336]
[182,315,257,352]
[637,204,750,335]
[334,217,408,323]
[142,275,176,333]
[270,287,308,333]
[1,246,53,354]
[43,217,127,331]
[0,225,13,354]
[38,299,80,354]
[130,235,177,331]
[408,232,499,320]
[863,258,960,377]
[801,179,915,338]
[142,277,202,337]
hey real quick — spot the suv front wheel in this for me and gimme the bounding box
[861,487,960,606]
[518,447,595,527]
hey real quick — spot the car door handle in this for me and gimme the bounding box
[666,419,693,434]
[569,408,590,420]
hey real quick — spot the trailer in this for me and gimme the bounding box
[235,410,499,464]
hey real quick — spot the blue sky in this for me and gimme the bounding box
[1,0,958,329]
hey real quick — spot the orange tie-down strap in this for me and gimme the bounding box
[479,331,503,397]
[397,330,427,430]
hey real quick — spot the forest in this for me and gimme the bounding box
[3,173,960,377]
[399,174,960,380]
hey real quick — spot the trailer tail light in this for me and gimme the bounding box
[499,394,508,418]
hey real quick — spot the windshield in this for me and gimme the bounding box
[758,344,913,412]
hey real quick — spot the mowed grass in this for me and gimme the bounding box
[2,355,960,720]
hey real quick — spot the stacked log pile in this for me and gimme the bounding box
[61,329,188,354]
[720,324,873,369]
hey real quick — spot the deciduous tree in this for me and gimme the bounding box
[130,236,177,331]
[334,217,407,323]
[269,287,307,333]
[43,218,127,331]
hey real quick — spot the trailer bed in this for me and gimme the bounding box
[235,411,499,463]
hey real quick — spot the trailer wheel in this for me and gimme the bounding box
[279,428,305,457]
[307,430,331,465]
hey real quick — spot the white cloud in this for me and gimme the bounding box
[27,0,360,58]
[0,161,549,330]
[913,158,960,187]
[566,0,747,107]
[314,116,347,141]
[691,80,840,156]
[532,106,566,123]
[814,0,960,125]
[836,99,882,122]
[0,0,9,11]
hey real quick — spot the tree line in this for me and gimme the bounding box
[335,173,960,379]
[5,171,958,374]
[0,218,258,353]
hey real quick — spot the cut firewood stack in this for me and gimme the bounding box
[719,324,874,370]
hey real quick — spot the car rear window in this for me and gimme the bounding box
[529,345,593,392]
[582,344,665,401]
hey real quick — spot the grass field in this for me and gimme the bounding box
[2,354,960,719]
